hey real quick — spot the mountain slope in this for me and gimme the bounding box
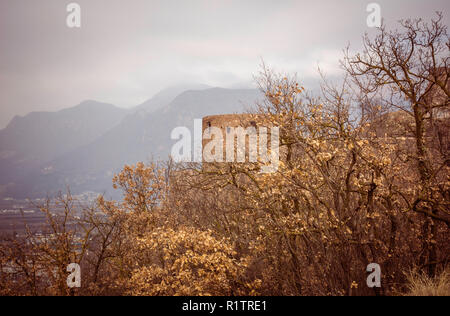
[0,100,129,163]
[0,100,129,197]
[134,84,212,113]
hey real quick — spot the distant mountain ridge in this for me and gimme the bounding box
[134,84,212,113]
[0,86,262,198]
[0,100,129,162]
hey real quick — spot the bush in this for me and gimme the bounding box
[405,269,450,296]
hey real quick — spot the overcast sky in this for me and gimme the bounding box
[0,0,448,128]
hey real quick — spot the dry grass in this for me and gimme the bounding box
[405,269,450,296]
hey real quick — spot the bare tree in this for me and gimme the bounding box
[343,13,449,276]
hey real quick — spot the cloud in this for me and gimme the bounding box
[0,0,448,128]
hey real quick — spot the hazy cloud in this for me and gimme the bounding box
[0,0,448,127]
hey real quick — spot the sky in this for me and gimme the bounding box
[0,0,448,128]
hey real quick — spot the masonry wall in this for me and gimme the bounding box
[202,114,265,163]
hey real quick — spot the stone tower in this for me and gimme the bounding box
[201,114,281,173]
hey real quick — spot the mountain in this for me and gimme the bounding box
[0,100,129,197]
[134,84,212,113]
[0,100,129,163]
[0,88,263,198]
[57,87,261,170]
